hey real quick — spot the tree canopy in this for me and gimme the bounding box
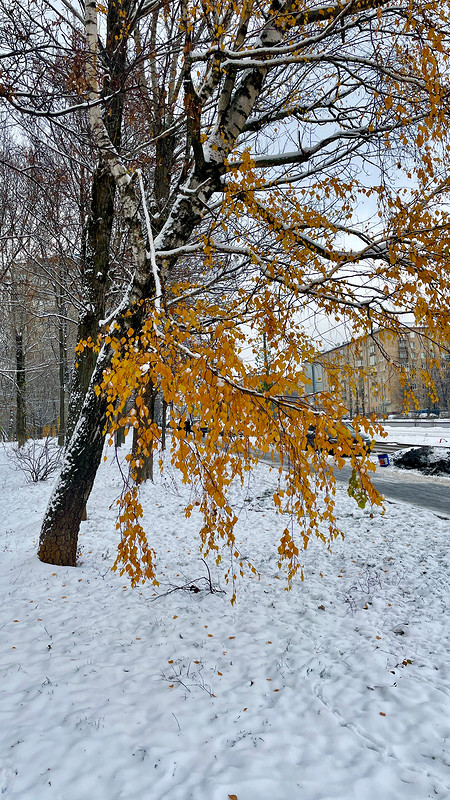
[1,0,450,595]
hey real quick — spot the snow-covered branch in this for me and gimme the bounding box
[137,170,162,312]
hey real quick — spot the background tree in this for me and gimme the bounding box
[1,0,450,590]
[0,134,45,444]
[0,124,82,442]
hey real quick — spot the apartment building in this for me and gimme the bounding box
[316,328,450,417]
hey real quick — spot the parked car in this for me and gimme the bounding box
[306,421,374,454]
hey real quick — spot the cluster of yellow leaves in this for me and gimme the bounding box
[88,282,385,595]
[112,485,159,587]
[74,335,101,356]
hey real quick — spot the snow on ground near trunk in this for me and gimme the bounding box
[1,439,450,800]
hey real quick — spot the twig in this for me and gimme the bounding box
[151,561,225,600]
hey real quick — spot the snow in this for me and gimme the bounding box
[1,431,450,800]
[379,424,450,448]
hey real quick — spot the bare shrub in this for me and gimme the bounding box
[7,436,62,482]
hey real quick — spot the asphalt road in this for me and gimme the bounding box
[259,449,450,518]
[334,461,450,517]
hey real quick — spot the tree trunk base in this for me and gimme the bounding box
[38,377,108,567]
[38,518,79,566]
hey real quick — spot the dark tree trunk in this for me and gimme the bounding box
[16,331,27,447]
[115,425,126,447]
[161,397,167,451]
[38,351,109,565]
[132,381,156,483]
[65,163,116,443]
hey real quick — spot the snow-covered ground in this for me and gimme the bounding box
[379,424,450,448]
[1,431,450,800]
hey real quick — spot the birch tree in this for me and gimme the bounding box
[2,0,450,590]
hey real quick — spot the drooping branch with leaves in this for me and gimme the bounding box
[1,0,450,592]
